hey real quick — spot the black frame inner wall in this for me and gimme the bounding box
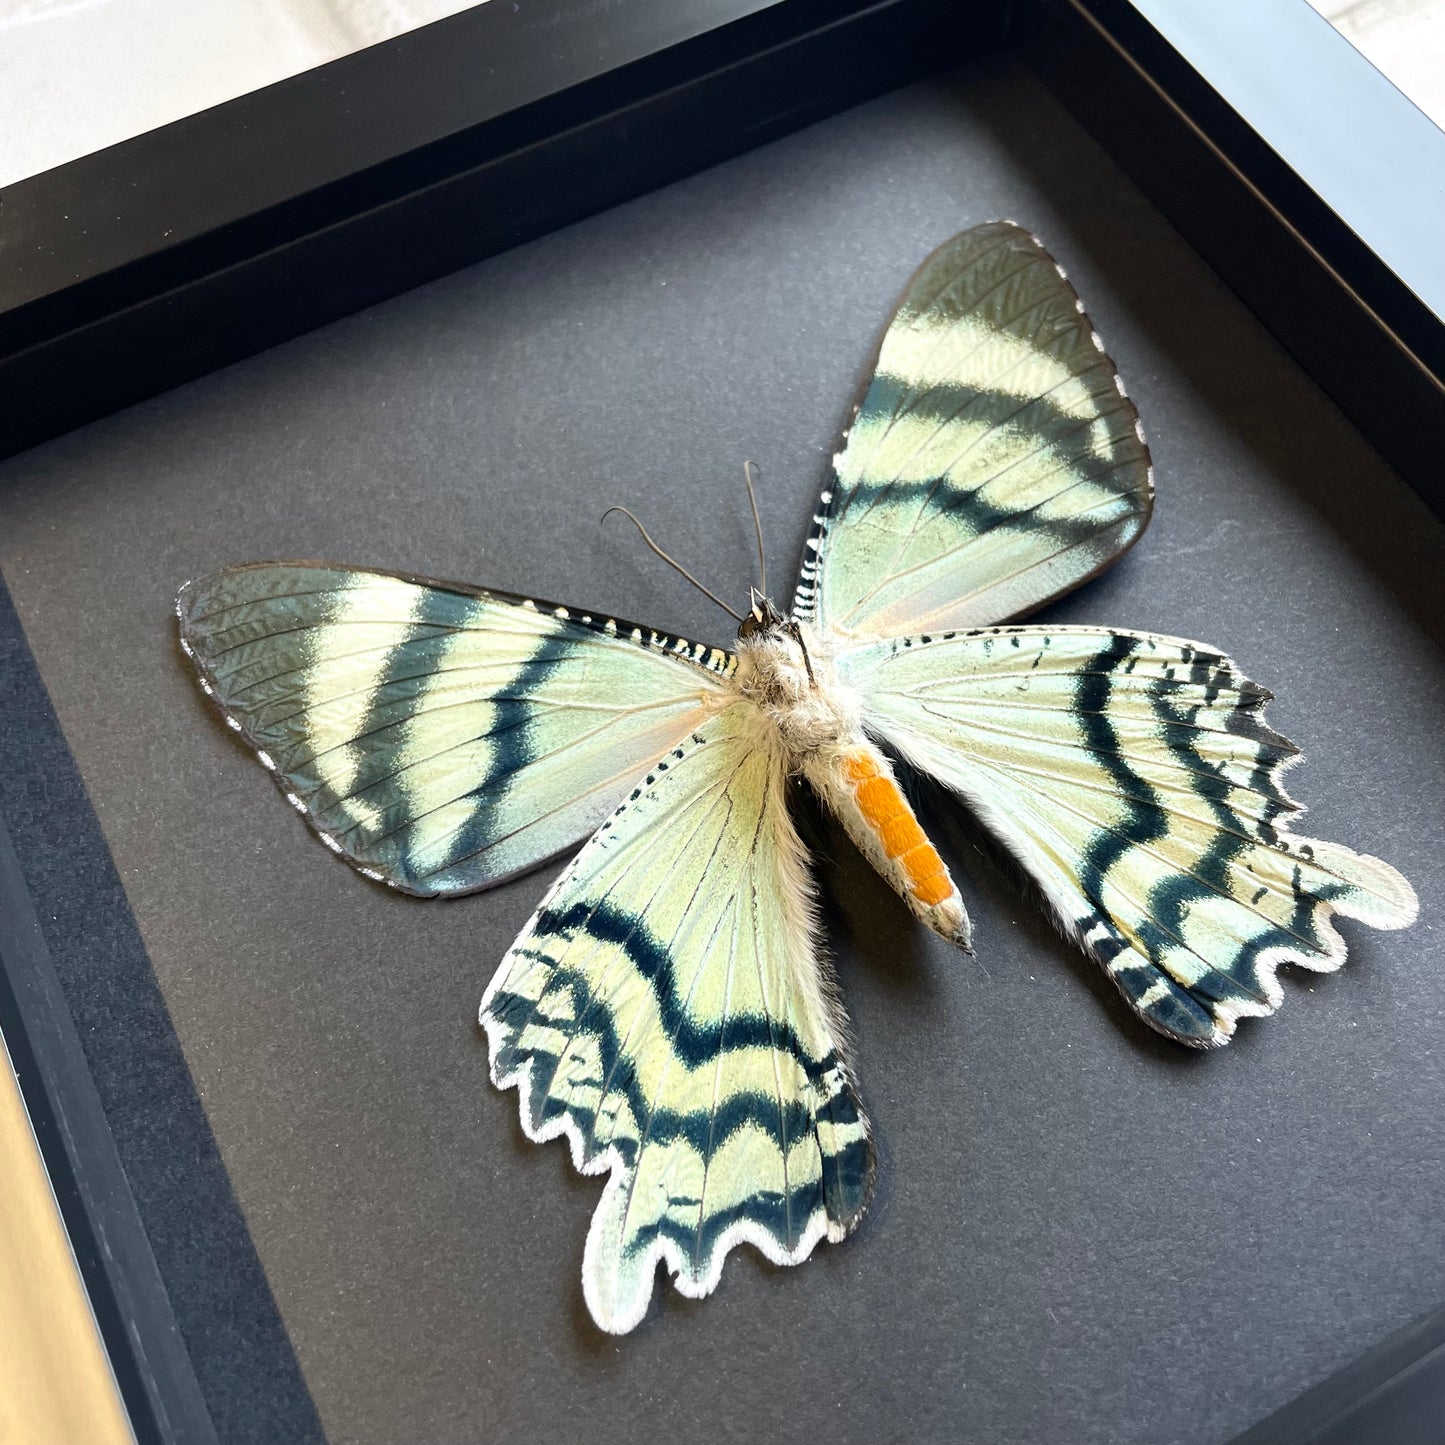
[1023,0,1445,516]
[0,579,316,1445]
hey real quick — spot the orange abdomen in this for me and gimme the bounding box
[841,751,952,907]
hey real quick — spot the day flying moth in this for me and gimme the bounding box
[177,222,1417,1333]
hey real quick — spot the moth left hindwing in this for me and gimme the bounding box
[480,704,873,1334]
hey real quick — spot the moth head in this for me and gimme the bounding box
[736,591,817,693]
[738,590,786,641]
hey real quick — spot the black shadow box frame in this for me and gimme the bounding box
[0,2,1442,1442]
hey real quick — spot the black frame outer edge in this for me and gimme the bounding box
[0,818,218,1445]
[0,0,1002,464]
[2,0,1440,1434]
[1017,0,1445,520]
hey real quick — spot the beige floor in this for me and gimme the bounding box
[0,1039,134,1445]
[0,0,486,187]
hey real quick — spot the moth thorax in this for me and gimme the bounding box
[736,629,852,757]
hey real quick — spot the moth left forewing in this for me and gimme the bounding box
[479,702,873,1334]
[838,625,1417,1045]
[177,562,735,896]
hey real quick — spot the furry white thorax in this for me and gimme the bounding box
[732,617,862,763]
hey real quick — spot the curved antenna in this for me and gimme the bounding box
[602,506,744,623]
[742,459,767,597]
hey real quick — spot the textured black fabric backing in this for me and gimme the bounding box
[0,59,1441,1445]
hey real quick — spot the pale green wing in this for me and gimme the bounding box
[840,627,1417,1046]
[794,221,1152,641]
[177,563,734,895]
[480,703,873,1334]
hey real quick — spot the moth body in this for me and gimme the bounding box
[733,596,972,949]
